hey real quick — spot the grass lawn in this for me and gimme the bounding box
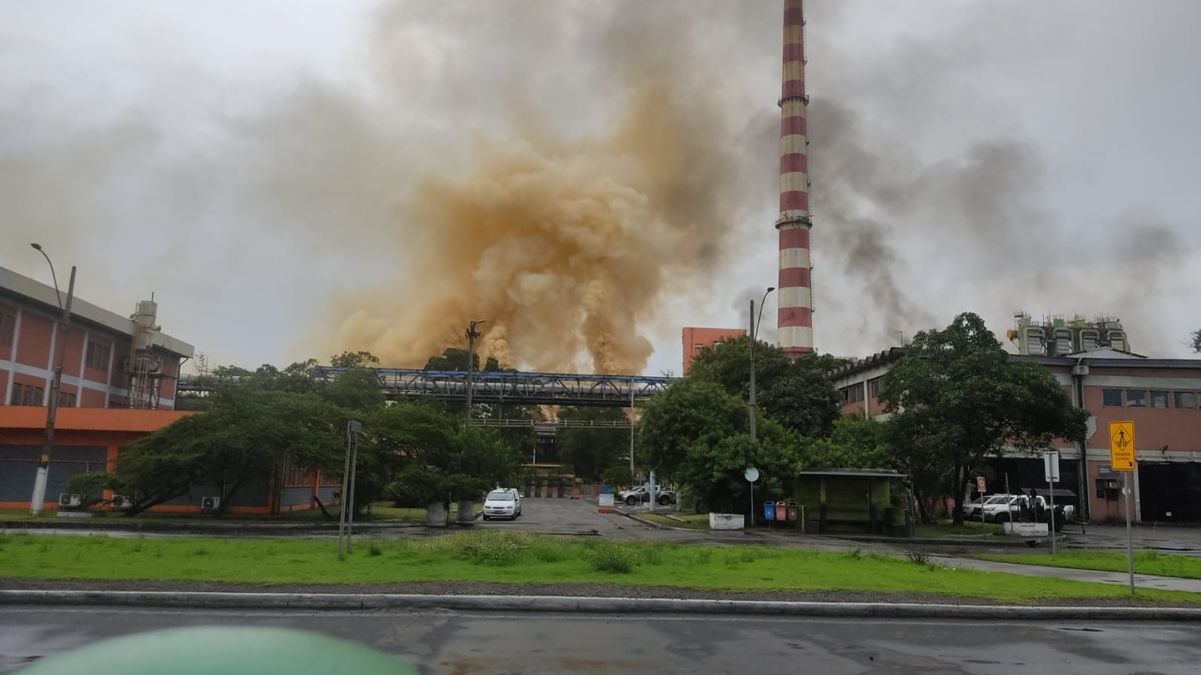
[978,550,1201,580]
[1,531,1198,604]
[914,520,1004,538]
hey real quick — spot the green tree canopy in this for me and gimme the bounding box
[637,379,799,512]
[800,415,891,470]
[638,379,747,477]
[1192,329,1200,353]
[423,347,502,372]
[687,335,841,438]
[371,401,523,508]
[330,351,381,369]
[73,388,345,516]
[880,312,1088,523]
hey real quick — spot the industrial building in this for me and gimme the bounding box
[681,327,745,375]
[1,265,192,410]
[832,317,1201,524]
[1,264,333,514]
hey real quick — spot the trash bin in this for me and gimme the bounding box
[763,501,776,522]
[775,502,788,522]
[787,501,799,523]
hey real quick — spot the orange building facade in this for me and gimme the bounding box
[681,327,746,375]
[1,266,334,514]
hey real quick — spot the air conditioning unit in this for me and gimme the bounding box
[200,496,221,512]
[58,493,82,508]
[110,494,131,509]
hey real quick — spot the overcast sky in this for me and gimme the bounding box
[3,0,1198,374]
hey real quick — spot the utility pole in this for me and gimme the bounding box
[464,320,485,425]
[748,287,775,442]
[337,419,362,560]
[29,243,75,516]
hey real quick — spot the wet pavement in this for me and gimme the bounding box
[3,605,1200,674]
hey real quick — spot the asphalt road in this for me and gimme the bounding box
[2,606,1200,674]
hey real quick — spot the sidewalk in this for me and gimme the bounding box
[937,555,1201,593]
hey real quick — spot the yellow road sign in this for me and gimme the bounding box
[1109,421,1135,471]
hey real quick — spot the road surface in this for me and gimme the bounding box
[2,606,1200,674]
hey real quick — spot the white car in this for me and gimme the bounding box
[482,489,522,521]
[965,494,1012,519]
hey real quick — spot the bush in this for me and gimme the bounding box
[455,531,528,566]
[588,543,637,573]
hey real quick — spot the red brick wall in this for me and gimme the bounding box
[16,312,53,368]
[1084,386,1201,451]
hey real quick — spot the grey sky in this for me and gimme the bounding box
[2,0,1198,374]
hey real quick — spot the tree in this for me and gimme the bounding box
[759,356,841,438]
[688,335,792,396]
[556,406,629,481]
[322,367,385,412]
[638,380,747,478]
[801,415,891,469]
[423,347,502,372]
[880,312,1087,524]
[372,401,523,510]
[1192,329,1201,353]
[687,335,841,438]
[638,379,799,512]
[72,389,345,516]
[330,350,381,369]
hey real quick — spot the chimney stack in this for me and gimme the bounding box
[776,0,814,356]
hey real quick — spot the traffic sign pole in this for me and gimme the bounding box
[1110,421,1136,596]
[1124,473,1134,595]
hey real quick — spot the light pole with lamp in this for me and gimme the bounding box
[748,287,775,442]
[28,243,76,516]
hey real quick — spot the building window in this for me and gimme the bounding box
[0,310,14,347]
[85,341,111,371]
[1175,392,1198,410]
[841,385,865,404]
[1150,391,1169,408]
[1102,389,1123,406]
[869,378,884,398]
[11,382,45,406]
[58,391,76,407]
[1125,389,1147,407]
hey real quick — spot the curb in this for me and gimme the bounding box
[2,590,1200,621]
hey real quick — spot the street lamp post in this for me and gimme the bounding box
[29,243,76,516]
[464,320,485,425]
[748,287,775,442]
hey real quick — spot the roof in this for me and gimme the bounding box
[0,406,194,432]
[1062,347,1147,359]
[1016,353,1201,370]
[0,265,194,358]
[798,468,906,479]
[830,347,908,379]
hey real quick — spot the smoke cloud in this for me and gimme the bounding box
[312,1,771,373]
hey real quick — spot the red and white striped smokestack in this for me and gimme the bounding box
[776,0,813,357]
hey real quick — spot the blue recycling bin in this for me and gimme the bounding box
[763,501,776,522]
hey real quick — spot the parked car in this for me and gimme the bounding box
[965,494,1013,519]
[482,489,522,520]
[618,484,675,506]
